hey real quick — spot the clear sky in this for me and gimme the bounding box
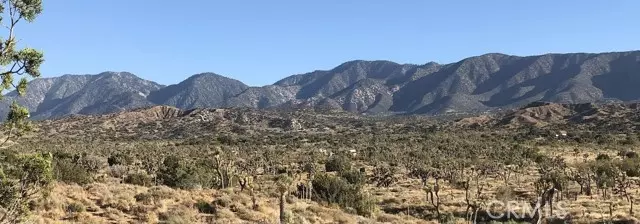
[16,0,640,86]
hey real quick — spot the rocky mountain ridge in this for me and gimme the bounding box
[3,50,640,120]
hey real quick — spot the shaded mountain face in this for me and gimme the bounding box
[3,50,640,120]
[231,51,640,114]
[229,60,427,113]
[0,72,164,120]
[148,73,249,109]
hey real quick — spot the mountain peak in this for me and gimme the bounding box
[98,71,135,76]
[188,72,223,79]
[0,72,164,120]
[334,60,404,70]
[147,72,249,109]
[4,50,640,120]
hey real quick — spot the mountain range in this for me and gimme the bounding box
[2,50,640,120]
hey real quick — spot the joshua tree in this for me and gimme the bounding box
[276,174,293,224]
[425,176,442,220]
[533,155,568,222]
[371,163,398,188]
[212,147,236,189]
[613,169,638,216]
[462,163,494,224]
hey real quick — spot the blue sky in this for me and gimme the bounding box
[17,0,639,86]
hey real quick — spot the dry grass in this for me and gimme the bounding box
[27,180,428,224]
[25,149,640,224]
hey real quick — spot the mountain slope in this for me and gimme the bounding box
[3,50,640,120]
[0,74,95,118]
[1,72,164,120]
[455,101,640,133]
[230,50,640,114]
[391,51,640,114]
[148,73,249,109]
[229,60,422,113]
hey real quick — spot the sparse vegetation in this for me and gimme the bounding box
[4,98,640,223]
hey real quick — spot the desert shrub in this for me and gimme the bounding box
[312,173,376,217]
[195,200,216,214]
[213,196,233,208]
[0,152,54,223]
[621,134,638,145]
[107,152,134,166]
[591,160,618,189]
[619,158,640,177]
[65,202,85,221]
[302,161,318,175]
[148,186,175,199]
[158,156,218,189]
[158,155,185,186]
[135,186,175,205]
[619,150,639,159]
[596,134,616,145]
[312,174,351,204]
[495,186,515,202]
[76,154,107,173]
[339,170,366,187]
[66,202,85,214]
[134,193,153,204]
[347,192,376,217]
[325,155,352,173]
[596,154,611,161]
[108,165,129,179]
[440,213,456,223]
[125,172,154,187]
[371,165,398,188]
[159,207,196,224]
[532,153,548,164]
[52,158,93,185]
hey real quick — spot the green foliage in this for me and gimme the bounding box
[312,173,376,217]
[124,172,154,187]
[596,134,616,145]
[4,102,32,137]
[621,134,637,145]
[275,174,293,193]
[339,170,366,187]
[0,0,44,119]
[0,152,53,223]
[619,158,640,177]
[591,159,618,189]
[312,174,350,204]
[76,154,106,173]
[194,200,216,214]
[52,157,93,185]
[325,155,352,173]
[596,154,612,161]
[65,202,85,214]
[157,156,218,189]
[107,152,134,166]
